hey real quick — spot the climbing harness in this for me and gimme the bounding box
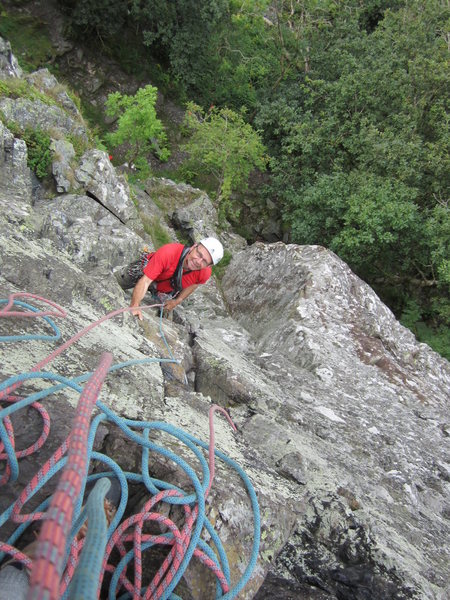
[0,292,260,599]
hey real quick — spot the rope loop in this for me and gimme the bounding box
[0,293,260,599]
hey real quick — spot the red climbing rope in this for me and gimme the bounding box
[11,438,69,524]
[0,293,67,319]
[28,352,113,600]
[0,295,160,403]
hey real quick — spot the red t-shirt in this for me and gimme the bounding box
[143,243,212,293]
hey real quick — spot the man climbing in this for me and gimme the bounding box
[116,237,224,320]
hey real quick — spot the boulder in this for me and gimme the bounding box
[0,97,87,142]
[74,149,139,225]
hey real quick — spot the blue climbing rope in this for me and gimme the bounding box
[0,294,261,598]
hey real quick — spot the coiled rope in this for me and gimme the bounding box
[0,293,260,599]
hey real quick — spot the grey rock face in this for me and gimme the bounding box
[142,176,247,251]
[51,138,76,192]
[74,149,139,224]
[35,194,146,273]
[171,193,220,240]
[145,177,206,210]
[26,69,81,116]
[0,122,33,211]
[219,242,450,599]
[0,97,87,142]
[2,181,450,600]
[131,185,179,245]
[0,37,23,79]
[0,47,90,196]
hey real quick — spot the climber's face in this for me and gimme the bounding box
[184,244,212,271]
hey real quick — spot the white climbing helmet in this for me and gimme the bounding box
[199,237,224,265]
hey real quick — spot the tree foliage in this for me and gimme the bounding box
[104,85,170,175]
[6,121,53,179]
[56,0,129,38]
[132,0,228,88]
[182,102,268,220]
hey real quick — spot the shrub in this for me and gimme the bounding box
[22,127,52,178]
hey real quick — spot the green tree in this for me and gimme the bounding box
[424,202,450,326]
[130,0,229,94]
[57,0,129,39]
[182,102,268,221]
[287,171,422,281]
[104,85,169,175]
[198,0,280,109]
[256,2,448,299]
